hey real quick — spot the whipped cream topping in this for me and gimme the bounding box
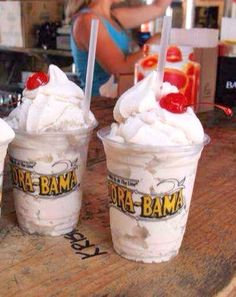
[7,65,96,133]
[109,71,204,146]
[0,119,15,145]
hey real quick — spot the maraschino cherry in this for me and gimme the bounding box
[26,72,49,90]
[160,93,188,113]
[160,93,233,117]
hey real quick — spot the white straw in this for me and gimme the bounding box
[84,19,99,120]
[156,16,172,96]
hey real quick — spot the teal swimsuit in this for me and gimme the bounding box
[70,9,130,96]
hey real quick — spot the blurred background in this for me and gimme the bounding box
[0,0,235,116]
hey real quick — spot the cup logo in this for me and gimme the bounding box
[108,172,186,221]
[10,157,80,199]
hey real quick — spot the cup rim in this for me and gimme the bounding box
[13,120,98,137]
[97,126,210,152]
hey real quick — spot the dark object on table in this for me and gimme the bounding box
[36,22,61,50]
[216,56,236,107]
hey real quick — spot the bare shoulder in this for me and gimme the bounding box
[73,11,97,31]
[73,12,99,48]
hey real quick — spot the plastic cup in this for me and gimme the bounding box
[8,124,97,236]
[98,127,210,263]
[0,144,10,217]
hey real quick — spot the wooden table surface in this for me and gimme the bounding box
[0,99,235,297]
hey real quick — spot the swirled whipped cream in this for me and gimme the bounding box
[7,65,96,133]
[0,119,15,145]
[109,71,204,146]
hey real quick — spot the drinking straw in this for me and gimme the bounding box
[84,19,99,120]
[156,16,172,96]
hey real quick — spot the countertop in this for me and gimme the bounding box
[0,99,235,297]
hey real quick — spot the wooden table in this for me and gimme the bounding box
[0,99,235,297]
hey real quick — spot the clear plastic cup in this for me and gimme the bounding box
[0,144,9,217]
[8,124,97,236]
[98,127,210,263]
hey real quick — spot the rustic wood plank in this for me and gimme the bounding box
[0,101,235,297]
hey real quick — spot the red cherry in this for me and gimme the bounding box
[160,93,234,117]
[26,72,49,90]
[160,93,188,114]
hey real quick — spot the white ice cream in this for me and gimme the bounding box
[0,119,15,217]
[6,65,96,235]
[0,119,15,145]
[100,71,207,263]
[110,71,204,146]
[7,65,96,133]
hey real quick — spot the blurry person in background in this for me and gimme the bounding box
[65,0,171,96]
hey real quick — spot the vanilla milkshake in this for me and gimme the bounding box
[98,71,209,263]
[7,65,97,236]
[0,119,15,217]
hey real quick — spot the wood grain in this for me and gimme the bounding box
[0,101,235,297]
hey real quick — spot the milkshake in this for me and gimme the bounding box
[0,119,15,217]
[7,65,97,236]
[98,72,209,263]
